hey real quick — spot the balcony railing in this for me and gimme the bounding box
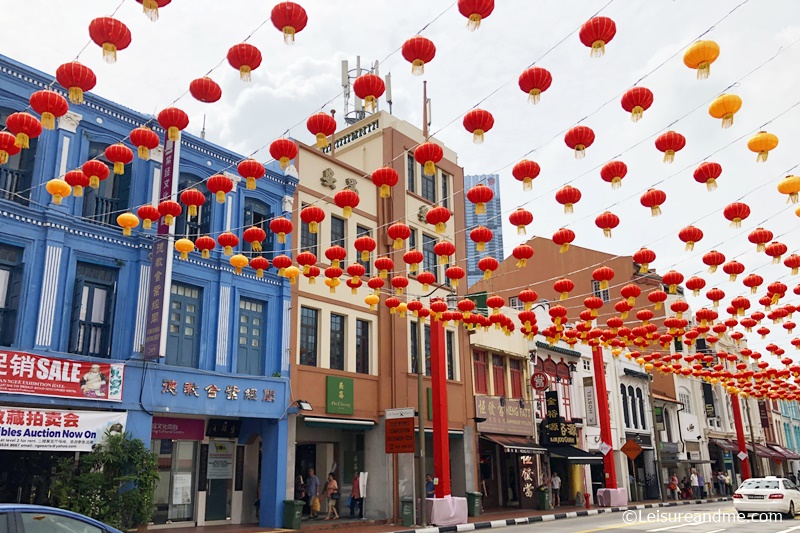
[0,167,31,206]
[71,321,111,358]
[84,196,119,226]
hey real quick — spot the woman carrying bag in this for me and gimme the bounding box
[325,473,340,520]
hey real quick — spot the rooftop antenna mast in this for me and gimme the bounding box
[341,56,393,125]
[200,114,206,140]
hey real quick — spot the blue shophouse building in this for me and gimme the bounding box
[0,54,296,528]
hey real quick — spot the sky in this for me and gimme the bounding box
[2,0,800,357]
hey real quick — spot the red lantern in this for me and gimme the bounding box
[678,225,704,251]
[748,227,774,252]
[433,241,455,265]
[706,288,725,307]
[300,205,325,234]
[5,113,42,149]
[743,274,764,294]
[518,67,552,104]
[555,185,582,214]
[29,90,68,130]
[508,208,533,235]
[466,184,493,216]
[353,74,385,112]
[371,167,399,199]
[426,206,451,234]
[722,260,745,282]
[227,43,262,82]
[564,126,595,159]
[512,244,534,268]
[640,188,666,216]
[207,174,233,204]
[633,247,656,273]
[595,211,619,238]
[470,226,493,252]
[686,276,706,297]
[620,284,641,306]
[648,290,668,310]
[158,200,182,226]
[269,217,293,244]
[135,0,170,21]
[620,87,653,122]
[478,257,499,280]
[584,296,604,317]
[217,232,239,256]
[417,271,436,292]
[600,161,627,190]
[387,223,411,250]
[662,270,685,294]
[403,249,424,273]
[784,254,800,275]
[402,36,436,75]
[179,188,205,218]
[243,226,267,253]
[104,143,133,175]
[88,17,131,63]
[270,138,298,170]
[374,257,394,279]
[273,255,293,277]
[655,131,686,163]
[354,235,377,262]
[693,162,722,191]
[325,246,347,269]
[512,160,540,191]
[458,0,494,30]
[391,276,409,296]
[579,16,616,57]
[463,109,494,144]
[766,242,788,264]
[56,61,96,105]
[271,2,308,44]
[306,112,337,149]
[237,159,266,191]
[129,127,160,160]
[250,256,270,278]
[157,107,189,142]
[414,142,444,176]
[703,250,725,273]
[552,228,575,253]
[592,266,615,290]
[723,202,750,228]
[195,235,216,259]
[367,276,385,295]
[137,205,160,230]
[554,278,575,301]
[334,189,360,218]
[0,132,20,165]
[189,77,222,104]
[64,169,89,197]
[445,266,466,289]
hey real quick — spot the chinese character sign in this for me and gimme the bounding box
[475,396,535,436]
[0,352,124,402]
[326,376,354,414]
[0,407,127,451]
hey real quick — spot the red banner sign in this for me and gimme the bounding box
[0,351,124,402]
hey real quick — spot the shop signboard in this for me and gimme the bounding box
[385,417,415,454]
[475,396,535,436]
[207,440,235,479]
[540,420,578,445]
[584,385,597,426]
[151,416,205,440]
[173,474,193,505]
[0,407,126,451]
[326,376,354,414]
[0,351,124,402]
[519,453,536,509]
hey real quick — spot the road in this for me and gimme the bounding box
[499,502,800,533]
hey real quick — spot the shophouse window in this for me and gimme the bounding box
[509,359,523,398]
[407,153,415,193]
[175,174,211,242]
[678,387,692,414]
[300,203,319,258]
[330,313,345,371]
[330,215,347,261]
[83,142,131,226]
[492,355,506,397]
[424,324,432,376]
[299,307,319,366]
[446,330,455,380]
[628,385,638,429]
[508,297,523,311]
[244,198,275,258]
[238,298,265,375]
[473,351,488,394]
[166,283,202,368]
[0,243,23,347]
[409,228,418,250]
[620,384,630,427]
[591,280,610,303]
[422,234,438,282]
[355,319,370,374]
[0,109,35,205]
[636,387,647,430]
[69,262,116,357]
[441,173,449,209]
[421,170,436,203]
[410,320,420,374]
[356,225,372,276]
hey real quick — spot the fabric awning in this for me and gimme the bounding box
[481,434,545,454]
[709,438,739,452]
[546,445,604,464]
[677,459,713,464]
[769,444,800,461]
[652,393,682,404]
[747,442,783,460]
[302,417,375,431]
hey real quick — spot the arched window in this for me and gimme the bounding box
[636,387,647,430]
[83,142,131,226]
[621,384,630,428]
[663,406,672,441]
[244,198,275,259]
[174,174,211,240]
[0,108,36,205]
[678,386,692,414]
[628,385,638,429]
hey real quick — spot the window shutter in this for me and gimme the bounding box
[69,277,84,353]
[2,262,23,345]
[115,167,132,212]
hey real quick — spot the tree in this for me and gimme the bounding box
[51,430,159,531]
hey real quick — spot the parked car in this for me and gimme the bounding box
[0,504,123,533]
[733,476,800,517]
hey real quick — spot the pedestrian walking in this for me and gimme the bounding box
[307,468,321,519]
[551,472,562,507]
[324,473,339,520]
[690,470,700,500]
[669,473,679,500]
[349,472,363,518]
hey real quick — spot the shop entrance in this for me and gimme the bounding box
[205,440,235,522]
[0,450,72,505]
[152,439,197,525]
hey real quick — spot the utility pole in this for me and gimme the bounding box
[649,376,664,500]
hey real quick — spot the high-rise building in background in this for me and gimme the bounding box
[464,174,504,287]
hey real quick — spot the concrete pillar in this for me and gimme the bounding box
[125,409,153,448]
[260,418,289,527]
[569,464,584,502]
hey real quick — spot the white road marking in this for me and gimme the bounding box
[704,529,727,533]
[774,526,800,533]
[646,524,695,532]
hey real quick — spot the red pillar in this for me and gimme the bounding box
[592,346,617,488]
[431,318,451,497]
[731,394,752,480]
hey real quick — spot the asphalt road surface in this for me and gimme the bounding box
[502,502,800,533]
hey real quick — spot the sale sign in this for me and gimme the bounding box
[0,407,127,451]
[0,351,124,402]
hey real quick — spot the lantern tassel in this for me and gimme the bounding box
[729,274,737,282]
[722,114,734,129]
[693,289,700,297]
[655,302,663,311]
[476,202,485,215]
[215,191,226,203]
[309,221,318,234]
[51,194,63,205]
[708,265,718,273]
[590,40,606,58]
[516,258,527,268]
[559,243,569,253]
[600,281,608,290]
[309,277,316,285]
[315,133,329,149]
[421,283,429,292]
[559,292,568,301]
[793,267,799,276]
[477,242,485,252]
[483,270,491,280]
[394,238,403,250]
[113,162,124,174]
[435,222,445,234]
[101,43,118,64]
[14,133,29,149]
[68,87,84,105]
[423,161,436,176]
[351,287,358,295]
[651,206,662,217]
[612,177,621,190]
[466,14,482,31]
[364,96,376,112]
[188,205,197,218]
[73,185,83,198]
[528,89,541,105]
[0,151,8,165]
[408,263,418,273]
[246,177,256,190]
[439,255,448,265]
[360,250,369,262]
[277,233,286,244]
[706,178,717,192]
[137,146,150,160]
[279,156,290,170]
[332,259,340,269]
[564,204,574,214]
[631,106,643,123]
[252,242,262,253]
[282,26,297,45]
[757,151,768,163]
[685,242,695,251]
[343,206,352,218]
[523,178,532,191]
[239,66,252,82]
[411,60,425,76]
[472,130,485,144]
[380,184,391,198]
[603,228,612,238]
[167,127,179,141]
[574,146,586,159]
[142,0,159,21]
[165,215,174,226]
[41,112,55,130]
[224,246,232,256]
[143,219,152,230]
[255,269,264,278]
[729,218,742,228]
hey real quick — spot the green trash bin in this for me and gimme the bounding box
[466,492,482,517]
[537,489,551,511]
[283,499,304,530]
[401,497,414,527]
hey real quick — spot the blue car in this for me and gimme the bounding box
[0,504,123,533]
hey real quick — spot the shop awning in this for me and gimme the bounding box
[481,434,545,454]
[546,445,604,464]
[652,393,682,404]
[747,442,783,460]
[302,417,375,431]
[769,444,800,461]
[677,459,713,464]
[709,438,739,452]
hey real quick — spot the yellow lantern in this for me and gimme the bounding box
[747,131,779,162]
[45,178,71,205]
[324,277,340,294]
[397,302,408,318]
[777,175,800,204]
[644,363,654,373]
[230,254,248,274]
[284,266,300,284]
[175,238,194,260]
[708,94,742,128]
[683,40,720,79]
[365,294,379,311]
[116,212,140,236]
